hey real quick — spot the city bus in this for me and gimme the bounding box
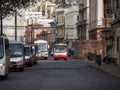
[24,44,33,67]
[53,43,68,60]
[9,41,25,71]
[0,36,10,79]
[34,40,49,59]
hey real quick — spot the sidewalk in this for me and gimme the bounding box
[85,59,120,78]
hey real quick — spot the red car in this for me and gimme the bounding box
[24,45,33,67]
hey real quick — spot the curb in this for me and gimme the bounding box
[85,60,120,78]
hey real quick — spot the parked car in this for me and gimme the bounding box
[9,41,25,71]
[0,36,10,79]
[24,45,33,67]
[103,55,117,65]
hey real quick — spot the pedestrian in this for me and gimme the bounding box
[96,55,101,66]
[87,52,91,61]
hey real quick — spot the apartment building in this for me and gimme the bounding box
[3,13,25,42]
[76,0,89,40]
[111,0,120,64]
[64,5,79,49]
[55,7,65,43]
[24,0,56,44]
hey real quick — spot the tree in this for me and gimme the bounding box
[56,0,65,4]
[0,0,37,18]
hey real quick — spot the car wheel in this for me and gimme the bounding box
[105,60,109,64]
[19,67,24,72]
[54,58,57,60]
[64,58,67,60]
[45,57,48,60]
[28,63,32,67]
[0,76,5,80]
[5,74,8,78]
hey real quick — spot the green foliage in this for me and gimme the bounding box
[56,0,64,4]
[0,0,37,18]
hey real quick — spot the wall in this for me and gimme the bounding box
[73,40,102,59]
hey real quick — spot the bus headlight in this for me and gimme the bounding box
[0,64,5,67]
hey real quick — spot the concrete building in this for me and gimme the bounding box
[64,5,79,49]
[24,0,56,44]
[76,0,89,40]
[3,14,25,42]
[89,0,111,40]
[89,0,112,57]
[49,19,57,43]
[65,0,79,5]
[55,4,71,43]
[55,8,65,43]
[25,23,51,44]
[35,0,56,19]
[89,0,103,41]
[111,0,120,64]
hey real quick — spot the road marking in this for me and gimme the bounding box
[38,60,66,63]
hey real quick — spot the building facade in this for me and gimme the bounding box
[76,0,89,40]
[64,5,79,49]
[36,0,56,19]
[111,0,120,64]
[3,14,25,42]
[24,0,56,44]
[55,8,65,43]
[89,0,112,57]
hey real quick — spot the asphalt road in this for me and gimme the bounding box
[0,57,120,90]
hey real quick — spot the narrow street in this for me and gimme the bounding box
[0,57,120,90]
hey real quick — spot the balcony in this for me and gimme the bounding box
[77,20,87,27]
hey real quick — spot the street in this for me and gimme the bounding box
[0,57,120,90]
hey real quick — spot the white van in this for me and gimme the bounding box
[9,41,25,71]
[0,36,10,79]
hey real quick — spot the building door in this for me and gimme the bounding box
[117,36,120,64]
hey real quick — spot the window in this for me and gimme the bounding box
[77,15,79,21]
[9,43,23,57]
[117,37,120,51]
[5,38,9,56]
[116,0,119,9]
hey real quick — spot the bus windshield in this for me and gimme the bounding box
[0,38,4,59]
[9,43,23,57]
[37,43,47,52]
[54,45,67,52]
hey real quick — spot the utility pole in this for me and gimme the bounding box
[31,19,33,44]
[0,0,3,35]
[15,12,17,40]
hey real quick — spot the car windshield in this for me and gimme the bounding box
[25,47,31,56]
[54,45,67,53]
[0,38,4,59]
[37,43,47,52]
[9,43,23,57]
